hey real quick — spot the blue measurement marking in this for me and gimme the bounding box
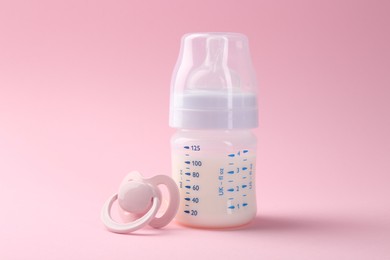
[185,154,190,156]
[228,180,234,182]
[227,170,235,174]
[185,185,191,189]
[186,180,190,182]
[243,203,248,207]
[184,210,190,214]
[242,184,248,188]
[185,204,189,207]
[184,198,190,201]
[185,161,190,164]
[186,192,190,194]
[229,162,234,165]
[243,150,249,153]
[228,154,235,157]
[242,167,248,171]
[228,205,235,209]
[186,167,190,170]
[185,172,191,176]
[184,146,190,149]
[243,176,247,179]
[228,198,234,200]
[243,159,247,161]
[227,188,235,192]
[243,194,247,197]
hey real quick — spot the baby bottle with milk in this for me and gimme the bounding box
[169,33,259,228]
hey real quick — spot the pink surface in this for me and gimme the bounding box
[1,0,389,259]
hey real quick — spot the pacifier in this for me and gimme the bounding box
[101,171,179,233]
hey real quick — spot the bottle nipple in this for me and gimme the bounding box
[187,36,239,90]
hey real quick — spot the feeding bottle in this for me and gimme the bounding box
[169,33,258,228]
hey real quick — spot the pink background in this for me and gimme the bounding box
[1,0,389,259]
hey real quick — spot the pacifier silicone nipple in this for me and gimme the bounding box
[118,181,154,214]
[101,171,179,233]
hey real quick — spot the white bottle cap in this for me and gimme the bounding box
[170,32,258,129]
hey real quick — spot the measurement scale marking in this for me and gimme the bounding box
[179,149,253,218]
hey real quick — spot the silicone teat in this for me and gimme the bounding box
[188,36,239,90]
[101,171,179,233]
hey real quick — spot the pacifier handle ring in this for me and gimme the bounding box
[148,175,180,228]
[101,193,161,234]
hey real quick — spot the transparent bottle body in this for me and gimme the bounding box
[171,129,257,228]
